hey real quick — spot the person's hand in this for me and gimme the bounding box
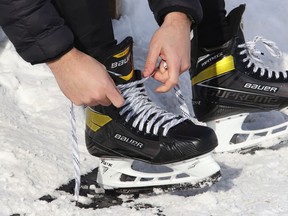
[47,48,125,107]
[143,12,192,93]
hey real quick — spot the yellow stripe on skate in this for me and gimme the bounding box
[192,55,235,85]
[113,47,130,58]
[120,69,134,81]
[86,108,112,132]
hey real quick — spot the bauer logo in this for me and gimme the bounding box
[111,53,130,69]
[244,82,279,93]
[114,133,144,149]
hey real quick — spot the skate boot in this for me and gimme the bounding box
[191,4,288,153]
[85,37,221,193]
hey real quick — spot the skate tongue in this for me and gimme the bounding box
[227,4,246,39]
[99,37,137,84]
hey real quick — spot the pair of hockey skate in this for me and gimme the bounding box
[85,5,288,193]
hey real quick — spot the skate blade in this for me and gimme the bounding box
[97,153,221,193]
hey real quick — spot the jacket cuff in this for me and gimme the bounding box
[149,1,203,26]
[157,6,197,25]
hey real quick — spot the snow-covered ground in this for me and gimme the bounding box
[1,0,288,215]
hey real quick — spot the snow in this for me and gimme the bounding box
[0,0,288,215]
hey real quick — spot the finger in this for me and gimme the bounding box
[153,69,169,83]
[99,97,112,107]
[71,98,83,106]
[155,79,178,93]
[106,85,125,108]
[143,44,160,77]
[86,100,108,107]
[152,60,169,83]
[81,96,109,107]
[156,62,179,93]
[102,74,125,108]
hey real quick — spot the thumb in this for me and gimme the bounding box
[106,76,125,108]
[106,86,125,108]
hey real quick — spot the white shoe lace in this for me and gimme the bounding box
[238,36,287,79]
[117,77,189,136]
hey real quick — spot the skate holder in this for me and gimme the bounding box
[96,153,220,190]
[207,112,288,153]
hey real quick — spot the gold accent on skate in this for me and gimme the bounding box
[86,108,112,132]
[113,47,130,58]
[120,69,134,81]
[192,55,235,85]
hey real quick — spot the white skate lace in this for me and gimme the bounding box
[117,77,189,136]
[238,36,287,79]
[70,102,81,202]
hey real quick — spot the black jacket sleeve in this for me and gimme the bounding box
[148,0,203,25]
[0,0,74,64]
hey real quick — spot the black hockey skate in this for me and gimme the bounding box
[191,5,288,152]
[85,37,220,193]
